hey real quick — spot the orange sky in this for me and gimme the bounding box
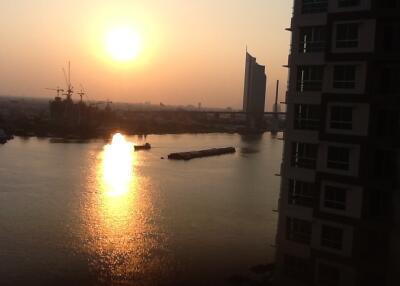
[0,0,292,110]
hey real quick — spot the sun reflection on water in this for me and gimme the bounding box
[81,133,171,284]
[102,133,134,197]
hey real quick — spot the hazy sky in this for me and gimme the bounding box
[0,0,292,110]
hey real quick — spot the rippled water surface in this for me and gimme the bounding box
[0,133,282,286]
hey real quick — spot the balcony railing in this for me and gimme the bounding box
[291,156,317,169]
[297,80,323,92]
[295,118,320,130]
[299,41,326,53]
[301,0,328,14]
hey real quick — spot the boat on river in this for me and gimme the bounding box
[168,147,235,160]
[134,143,151,151]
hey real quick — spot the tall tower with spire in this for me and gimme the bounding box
[242,51,267,129]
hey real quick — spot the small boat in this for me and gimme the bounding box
[134,143,151,151]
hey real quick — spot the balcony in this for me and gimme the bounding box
[301,0,328,14]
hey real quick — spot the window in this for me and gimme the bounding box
[377,109,400,136]
[333,66,356,89]
[381,66,400,94]
[297,66,324,92]
[299,26,326,53]
[369,189,392,218]
[374,149,397,178]
[291,142,318,169]
[284,255,312,282]
[379,0,399,9]
[336,23,359,48]
[327,146,350,170]
[338,0,360,7]
[289,180,315,207]
[330,106,353,130]
[321,225,343,250]
[302,0,328,14]
[287,217,312,244]
[383,23,400,52]
[324,185,347,210]
[317,263,341,286]
[294,104,320,130]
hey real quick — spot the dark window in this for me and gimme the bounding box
[369,189,392,218]
[302,0,328,14]
[294,104,320,130]
[374,149,397,178]
[317,263,341,286]
[379,0,399,9]
[360,273,387,286]
[327,146,350,170]
[336,23,359,48]
[286,217,312,244]
[330,106,353,130]
[284,255,312,282]
[321,225,343,250]
[324,185,347,210]
[338,0,360,7]
[297,66,324,92]
[383,23,400,52]
[333,66,356,89]
[377,109,400,136]
[381,66,400,94]
[289,180,315,207]
[291,142,318,169]
[299,26,326,53]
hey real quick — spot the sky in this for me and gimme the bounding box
[0,0,292,110]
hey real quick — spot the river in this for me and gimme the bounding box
[0,133,283,286]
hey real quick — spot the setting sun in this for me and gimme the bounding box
[105,27,142,61]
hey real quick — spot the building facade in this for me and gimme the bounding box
[275,0,400,285]
[243,52,267,128]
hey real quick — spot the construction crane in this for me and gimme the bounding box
[77,84,86,103]
[45,87,64,97]
[62,61,73,101]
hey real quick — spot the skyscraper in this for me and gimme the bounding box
[243,52,267,128]
[275,0,399,285]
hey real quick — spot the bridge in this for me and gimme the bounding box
[121,110,285,130]
[122,109,286,116]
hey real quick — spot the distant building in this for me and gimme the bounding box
[243,52,267,128]
[275,1,400,286]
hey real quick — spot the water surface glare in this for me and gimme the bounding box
[0,133,283,286]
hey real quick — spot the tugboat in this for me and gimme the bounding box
[134,143,151,151]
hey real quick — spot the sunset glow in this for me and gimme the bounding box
[105,27,142,61]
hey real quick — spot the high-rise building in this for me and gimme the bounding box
[274,1,400,285]
[243,52,267,128]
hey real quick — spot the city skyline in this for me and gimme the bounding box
[0,0,292,110]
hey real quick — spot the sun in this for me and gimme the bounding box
[105,27,142,61]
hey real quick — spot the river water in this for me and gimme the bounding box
[0,133,283,286]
